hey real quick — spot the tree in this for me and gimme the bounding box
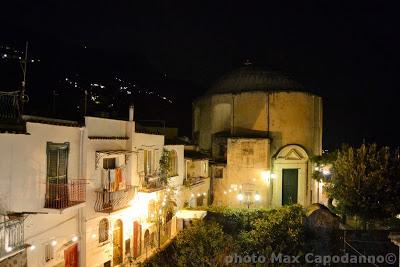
[237,205,305,257]
[322,144,400,227]
[146,149,177,248]
[159,148,170,186]
[175,221,234,267]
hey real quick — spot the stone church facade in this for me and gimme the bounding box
[193,66,323,208]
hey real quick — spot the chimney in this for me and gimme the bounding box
[129,104,134,121]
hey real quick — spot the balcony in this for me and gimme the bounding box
[139,172,165,193]
[44,179,86,210]
[184,176,208,187]
[0,91,26,134]
[95,185,136,213]
[0,218,25,260]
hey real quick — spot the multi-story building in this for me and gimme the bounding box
[1,104,211,267]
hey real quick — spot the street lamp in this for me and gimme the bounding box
[237,184,260,208]
[237,191,244,201]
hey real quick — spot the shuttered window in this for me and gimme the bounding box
[168,150,178,177]
[47,142,69,185]
[99,218,109,243]
[45,244,54,262]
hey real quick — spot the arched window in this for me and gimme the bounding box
[168,150,178,177]
[99,218,109,243]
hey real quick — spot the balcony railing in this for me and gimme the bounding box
[0,91,26,133]
[44,179,86,209]
[0,218,24,259]
[184,176,208,187]
[94,185,136,213]
[139,172,165,192]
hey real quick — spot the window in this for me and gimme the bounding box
[99,218,109,243]
[196,195,204,206]
[45,244,54,262]
[45,142,69,208]
[47,142,69,184]
[214,167,223,179]
[144,150,153,175]
[103,158,116,169]
[168,150,178,177]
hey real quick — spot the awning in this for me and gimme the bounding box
[175,210,207,220]
[95,150,136,169]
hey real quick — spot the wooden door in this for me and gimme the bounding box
[133,221,141,258]
[64,243,78,267]
[113,219,123,265]
[282,169,298,205]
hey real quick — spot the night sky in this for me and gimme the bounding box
[1,1,399,150]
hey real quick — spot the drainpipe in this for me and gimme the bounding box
[78,127,85,267]
[79,127,84,179]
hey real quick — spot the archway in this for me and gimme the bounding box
[113,219,123,265]
[144,229,150,258]
[273,145,309,207]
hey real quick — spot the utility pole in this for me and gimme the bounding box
[20,41,29,115]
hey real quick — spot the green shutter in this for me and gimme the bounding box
[47,142,69,184]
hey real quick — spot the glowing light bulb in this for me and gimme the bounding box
[5,247,12,252]
[322,169,331,176]
[254,192,261,202]
[30,245,36,251]
[72,236,78,242]
[91,234,97,240]
[237,192,244,201]
[261,171,271,182]
[51,240,57,247]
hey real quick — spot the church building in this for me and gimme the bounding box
[193,66,323,208]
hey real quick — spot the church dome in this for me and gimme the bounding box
[207,66,303,95]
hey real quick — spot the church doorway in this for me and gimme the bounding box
[282,169,298,205]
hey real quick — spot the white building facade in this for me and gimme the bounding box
[1,111,211,267]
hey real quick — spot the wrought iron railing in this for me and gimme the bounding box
[0,91,21,121]
[0,218,24,259]
[0,91,26,133]
[44,179,86,209]
[94,185,136,213]
[184,176,207,187]
[139,172,165,192]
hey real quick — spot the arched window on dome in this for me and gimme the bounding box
[99,218,109,243]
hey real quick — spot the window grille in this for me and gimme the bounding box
[99,218,109,243]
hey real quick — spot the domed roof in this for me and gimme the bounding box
[207,66,303,95]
